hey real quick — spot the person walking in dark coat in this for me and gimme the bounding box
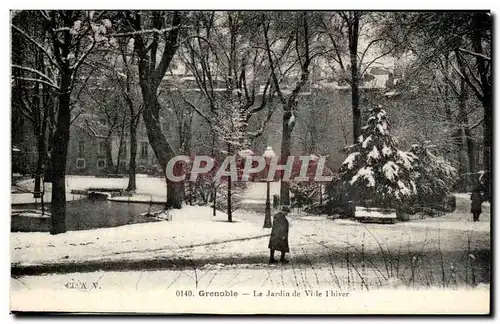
[471,187,483,222]
[269,206,290,264]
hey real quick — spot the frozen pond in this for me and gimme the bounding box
[11,199,163,232]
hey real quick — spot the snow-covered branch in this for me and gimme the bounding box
[360,46,394,77]
[110,27,180,38]
[249,111,274,139]
[12,65,57,85]
[458,47,491,61]
[358,38,384,69]
[181,94,213,126]
[450,61,483,101]
[15,77,60,90]
[11,24,60,70]
[70,110,84,125]
[469,118,484,130]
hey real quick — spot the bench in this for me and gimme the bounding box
[355,206,397,224]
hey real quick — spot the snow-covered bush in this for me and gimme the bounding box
[289,154,334,210]
[409,144,458,211]
[214,181,246,213]
[290,182,320,208]
[339,106,418,209]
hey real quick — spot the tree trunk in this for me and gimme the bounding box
[133,10,182,209]
[465,128,475,186]
[50,73,71,235]
[456,128,467,192]
[106,131,114,173]
[142,92,182,209]
[126,120,138,192]
[458,77,475,188]
[34,127,46,196]
[482,94,492,200]
[33,51,45,196]
[43,95,55,181]
[226,142,233,222]
[115,117,126,175]
[457,77,470,190]
[349,13,361,144]
[280,111,293,206]
[211,131,217,216]
[471,12,492,201]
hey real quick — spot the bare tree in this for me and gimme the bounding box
[113,37,144,191]
[12,10,109,234]
[319,12,396,144]
[122,11,183,208]
[12,11,55,207]
[263,12,314,206]
[179,12,278,221]
[382,12,491,198]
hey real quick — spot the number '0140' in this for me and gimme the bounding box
[176,290,193,297]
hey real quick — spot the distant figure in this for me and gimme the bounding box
[471,187,483,222]
[268,206,290,264]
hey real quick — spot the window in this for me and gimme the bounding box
[140,142,148,159]
[98,141,106,155]
[76,158,86,169]
[97,159,106,169]
[78,141,85,158]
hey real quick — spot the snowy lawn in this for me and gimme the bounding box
[11,206,269,267]
[241,182,282,202]
[12,204,490,279]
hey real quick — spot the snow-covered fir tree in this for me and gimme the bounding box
[340,106,418,208]
[409,143,457,207]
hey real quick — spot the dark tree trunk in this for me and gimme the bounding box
[126,120,138,192]
[349,12,361,143]
[226,142,233,222]
[280,111,293,206]
[32,51,44,196]
[105,131,114,173]
[471,13,492,201]
[43,95,56,181]
[115,116,126,174]
[465,128,475,185]
[131,10,182,209]
[457,76,475,188]
[482,94,492,200]
[211,132,217,216]
[50,73,71,235]
[456,128,467,192]
[142,92,183,209]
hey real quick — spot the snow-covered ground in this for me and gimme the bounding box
[241,182,282,202]
[11,206,269,267]
[10,176,491,312]
[11,203,490,275]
